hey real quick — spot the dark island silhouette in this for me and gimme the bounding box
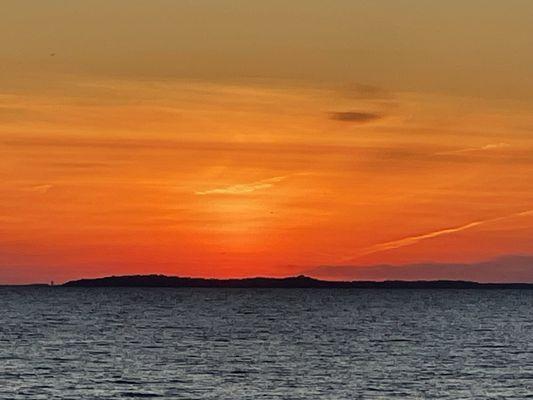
[63,275,533,289]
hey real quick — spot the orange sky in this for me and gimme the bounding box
[1,1,532,283]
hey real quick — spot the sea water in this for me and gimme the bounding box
[1,287,532,399]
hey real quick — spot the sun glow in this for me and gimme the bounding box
[1,76,532,282]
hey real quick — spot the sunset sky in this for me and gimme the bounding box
[1,1,532,283]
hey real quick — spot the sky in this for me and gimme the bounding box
[1,1,532,283]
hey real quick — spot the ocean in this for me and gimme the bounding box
[1,287,532,399]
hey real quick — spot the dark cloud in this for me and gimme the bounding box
[304,255,533,283]
[329,111,383,123]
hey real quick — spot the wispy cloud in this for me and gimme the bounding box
[436,142,510,156]
[195,175,290,196]
[480,143,511,150]
[25,184,53,194]
[343,209,533,260]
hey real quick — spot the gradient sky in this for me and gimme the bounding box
[1,1,532,283]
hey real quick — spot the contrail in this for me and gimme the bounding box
[343,208,533,261]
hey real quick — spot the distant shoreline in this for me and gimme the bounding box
[42,275,533,289]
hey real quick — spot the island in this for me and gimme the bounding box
[63,275,533,289]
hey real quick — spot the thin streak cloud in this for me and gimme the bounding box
[344,209,533,260]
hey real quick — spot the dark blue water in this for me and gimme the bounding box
[1,287,533,399]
